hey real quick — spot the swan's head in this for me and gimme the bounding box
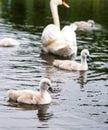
[50,0,70,8]
[39,78,53,92]
[81,49,90,59]
[62,0,70,8]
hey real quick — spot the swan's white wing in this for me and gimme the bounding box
[41,24,61,46]
[41,24,77,57]
[61,24,77,45]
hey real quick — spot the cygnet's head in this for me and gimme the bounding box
[39,78,53,92]
[50,0,69,8]
[88,20,95,27]
[81,49,90,58]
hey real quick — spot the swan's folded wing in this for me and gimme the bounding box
[17,95,37,105]
[61,24,77,44]
[41,24,60,46]
[53,60,72,67]
[53,60,81,71]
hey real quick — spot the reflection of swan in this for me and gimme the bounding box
[7,102,53,122]
[78,71,87,88]
[73,20,95,32]
[53,49,90,71]
[37,104,53,122]
[7,78,53,105]
[41,0,77,57]
[0,38,20,47]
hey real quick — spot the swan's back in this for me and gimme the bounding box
[53,59,81,71]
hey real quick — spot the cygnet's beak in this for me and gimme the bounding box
[62,0,70,8]
[87,55,92,61]
[87,55,90,59]
[48,87,54,93]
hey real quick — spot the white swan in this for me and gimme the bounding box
[53,49,90,71]
[7,78,53,105]
[73,20,95,32]
[41,0,77,57]
[0,38,20,47]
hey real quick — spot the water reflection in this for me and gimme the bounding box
[37,105,53,122]
[1,0,108,31]
[0,0,108,129]
[77,71,87,88]
[6,102,53,122]
[7,0,12,10]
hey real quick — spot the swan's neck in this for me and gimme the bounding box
[50,1,60,28]
[40,86,48,96]
[81,57,88,70]
[40,89,44,96]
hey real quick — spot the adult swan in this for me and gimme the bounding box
[41,0,77,57]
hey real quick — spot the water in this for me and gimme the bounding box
[0,0,108,130]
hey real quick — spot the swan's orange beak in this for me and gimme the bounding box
[62,0,70,8]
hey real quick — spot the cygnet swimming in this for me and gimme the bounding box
[0,38,20,47]
[73,20,95,32]
[53,49,90,71]
[7,78,53,105]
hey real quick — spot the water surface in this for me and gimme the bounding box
[0,0,108,130]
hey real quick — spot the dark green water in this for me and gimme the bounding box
[0,0,108,130]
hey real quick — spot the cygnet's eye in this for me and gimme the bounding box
[43,81,50,85]
[85,52,87,55]
[47,83,50,87]
[85,52,89,56]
